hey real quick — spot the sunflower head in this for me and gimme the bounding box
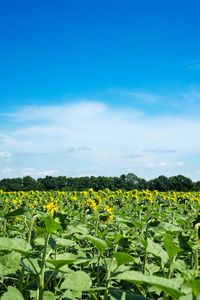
[82,199,97,215]
[93,195,102,207]
[99,205,114,223]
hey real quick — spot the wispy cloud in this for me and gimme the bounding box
[1,168,13,174]
[0,152,12,157]
[121,154,143,159]
[143,148,176,154]
[185,60,200,69]
[126,92,158,103]
[77,147,92,151]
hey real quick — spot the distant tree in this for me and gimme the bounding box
[55,176,67,190]
[8,178,23,191]
[0,178,11,191]
[106,176,116,190]
[113,176,123,190]
[148,175,170,191]
[118,174,128,190]
[22,176,39,191]
[137,178,148,190]
[36,178,45,190]
[38,176,58,191]
[0,173,197,192]
[169,175,194,191]
[194,181,200,191]
[89,176,98,191]
[125,173,139,190]
[63,177,75,191]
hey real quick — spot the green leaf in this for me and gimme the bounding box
[60,271,92,291]
[132,221,144,230]
[113,252,135,268]
[5,207,32,219]
[173,259,187,272]
[22,258,40,274]
[116,271,184,299]
[1,286,25,300]
[86,235,108,253]
[67,225,89,236]
[153,222,181,235]
[179,295,193,300]
[178,232,192,251]
[146,238,168,266]
[0,237,32,257]
[43,216,62,234]
[146,263,160,275]
[0,252,21,276]
[46,253,91,270]
[46,258,78,269]
[109,288,150,299]
[188,279,200,296]
[54,237,76,248]
[43,291,56,300]
[60,290,82,299]
[179,295,200,300]
[114,232,122,244]
[163,234,182,259]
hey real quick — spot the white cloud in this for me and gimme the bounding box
[0,100,200,180]
[146,163,156,168]
[1,169,13,174]
[35,170,59,176]
[0,152,12,157]
[77,147,92,151]
[121,154,143,159]
[127,92,158,103]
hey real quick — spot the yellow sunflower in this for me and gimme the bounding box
[82,198,97,215]
[99,205,114,223]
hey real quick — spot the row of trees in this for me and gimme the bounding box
[0,173,200,192]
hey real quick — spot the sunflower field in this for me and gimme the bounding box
[0,188,200,299]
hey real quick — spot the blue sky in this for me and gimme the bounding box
[1,0,200,181]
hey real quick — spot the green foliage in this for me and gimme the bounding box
[0,188,200,299]
[0,172,199,191]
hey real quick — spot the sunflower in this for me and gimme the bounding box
[82,198,97,215]
[93,195,102,207]
[99,205,114,223]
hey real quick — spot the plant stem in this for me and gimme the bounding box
[143,222,149,274]
[194,223,200,271]
[27,214,38,244]
[38,233,50,300]
[104,244,118,300]
[167,257,174,279]
[26,214,39,287]
[19,214,38,293]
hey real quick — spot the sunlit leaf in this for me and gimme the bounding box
[188,279,200,296]
[86,235,108,253]
[1,286,25,300]
[43,216,62,234]
[146,238,168,266]
[0,252,21,275]
[113,252,135,268]
[116,271,184,299]
[43,291,56,300]
[60,270,92,291]
[163,234,182,259]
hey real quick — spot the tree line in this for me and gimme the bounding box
[0,173,200,192]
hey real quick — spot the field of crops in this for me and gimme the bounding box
[0,188,200,300]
